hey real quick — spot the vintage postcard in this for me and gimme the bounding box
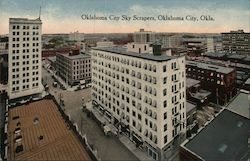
[0,0,249,161]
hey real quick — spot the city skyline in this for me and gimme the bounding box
[0,0,249,34]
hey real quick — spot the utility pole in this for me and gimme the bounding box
[216,88,219,105]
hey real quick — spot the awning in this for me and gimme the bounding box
[92,110,106,124]
[99,105,104,111]
[105,111,111,118]
[93,100,98,106]
[132,132,143,144]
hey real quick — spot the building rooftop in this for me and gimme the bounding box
[9,18,42,24]
[245,78,250,85]
[227,54,246,60]
[186,78,200,89]
[182,109,249,161]
[60,53,91,60]
[47,56,56,62]
[203,52,226,58]
[92,47,177,62]
[186,60,234,74]
[227,90,250,119]
[7,99,91,161]
[191,90,211,101]
[186,101,197,114]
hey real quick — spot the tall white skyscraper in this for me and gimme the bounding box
[91,45,186,160]
[8,18,43,99]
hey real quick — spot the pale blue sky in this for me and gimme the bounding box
[0,0,249,33]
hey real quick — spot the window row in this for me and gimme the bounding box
[12,25,39,30]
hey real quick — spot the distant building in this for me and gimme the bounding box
[91,46,186,161]
[180,90,249,161]
[214,42,222,52]
[76,41,87,53]
[42,47,73,57]
[157,34,182,48]
[206,38,214,53]
[133,29,156,43]
[0,40,8,84]
[222,30,250,55]
[5,99,92,160]
[69,31,84,42]
[186,60,237,105]
[96,38,114,48]
[8,18,43,100]
[56,49,91,86]
[183,38,207,56]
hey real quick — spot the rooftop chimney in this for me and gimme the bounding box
[69,49,80,56]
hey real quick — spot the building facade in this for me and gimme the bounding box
[186,60,237,105]
[206,37,214,53]
[133,29,156,44]
[8,18,43,100]
[56,50,91,86]
[222,30,250,55]
[156,34,182,48]
[91,47,186,160]
[126,43,153,54]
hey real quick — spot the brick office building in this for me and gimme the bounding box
[186,60,237,105]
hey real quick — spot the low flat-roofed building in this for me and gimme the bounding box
[180,91,249,161]
[186,101,197,131]
[186,60,237,105]
[186,78,211,107]
[242,78,250,91]
[186,78,200,89]
[6,99,91,161]
[227,90,250,119]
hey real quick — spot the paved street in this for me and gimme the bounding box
[42,68,139,161]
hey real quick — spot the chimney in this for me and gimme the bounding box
[69,49,80,56]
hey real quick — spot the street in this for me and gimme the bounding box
[42,68,139,161]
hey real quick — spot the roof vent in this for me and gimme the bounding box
[237,121,243,128]
[15,145,23,153]
[39,135,43,140]
[14,127,21,134]
[12,116,19,120]
[16,121,21,127]
[218,143,228,153]
[33,117,39,125]
[15,135,22,143]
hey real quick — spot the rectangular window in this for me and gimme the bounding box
[163,65,166,72]
[163,89,167,96]
[164,112,167,120]
[164,124,167,132]
[163,100,167,108]
[163,77,167,84]
[164,135,168,144]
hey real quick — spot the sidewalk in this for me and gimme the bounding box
[47,69,78,91]
[119,136,152,161]
[87,102,151,161]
